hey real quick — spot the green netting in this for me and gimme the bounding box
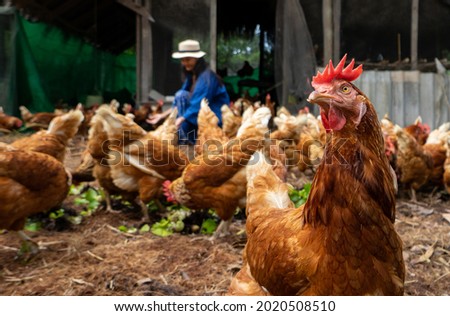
[2,9,136,115]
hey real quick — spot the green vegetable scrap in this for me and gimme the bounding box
[288,183,311,208]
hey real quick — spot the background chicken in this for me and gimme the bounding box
[269,109,323,174]
[195,98,230,156]
[163,107,273,237]
[83,105,145,212]
[96,106,187,222]
[276,105,292,117]
[228,55,405,296]
[403,116,430,146]
[123,101,163,130]
[0,107,23,132]
[221,104,242,139]
[264,93,276,128]
[19,105,60,130]
[232,97,253,116]
[443,137,450,194]
[270,112,303,170]
[421,122,450,189]
[380,115,399,173]
[71,148,96,184]
[0,143,71,254]
[394,124,433,200]
[78,106,145,211]
[146,107,179,145]
[295,109,326,172]
[74,102,99,139]
[11,109,84,163]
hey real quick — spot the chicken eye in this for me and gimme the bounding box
[341,85,351,94]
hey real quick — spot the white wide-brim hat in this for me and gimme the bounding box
[172,39,206,59]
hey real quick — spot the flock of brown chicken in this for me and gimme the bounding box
[1,57,449,295]
[381,116,450,200]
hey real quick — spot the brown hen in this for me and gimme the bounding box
[163,107,273,238]
[11,109,84,162]
[422,122,450,189]
[221,104,242,139]
[394,124,433,200]
[228,55,405,296]
[195,98,230,156]
[0,107,23,132]
[96,106,187,221]
[0,143,70,252]
[19,105,60,130]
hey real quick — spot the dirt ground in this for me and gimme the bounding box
[0,133,449,296]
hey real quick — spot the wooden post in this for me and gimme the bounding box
[259,26,265,82]
[142,0,152,103]
[411,0,419,70]
[135,0,142,104]
[332,0,341,61]
[135,0,153,106]
[322,0,333,65]
[210,0,217,72]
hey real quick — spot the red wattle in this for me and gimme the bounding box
[328,106,346,131]
[320,110,331,132]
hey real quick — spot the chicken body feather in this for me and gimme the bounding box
[11,109,84,162]
[0,144,70,231]
[96,106,187,220]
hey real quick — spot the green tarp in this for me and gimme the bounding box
[1,9,136,116]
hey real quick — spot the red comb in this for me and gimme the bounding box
[162,180,172,192]
[421,123,431,134]
[312,54,363,86]
[162,180,177,203]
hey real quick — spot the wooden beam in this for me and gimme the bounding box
[47,1,80,20]
[15,2,85,36]
[210,0,217,72]
[332,0,341,61]
[281,1,289,107]
[116,0,155,22]
[71,1,110,30]
[135,0,142,104]
[134,0,153,105]
[142,0,152,103]
[411,0,419,70]
[322,0,333,65]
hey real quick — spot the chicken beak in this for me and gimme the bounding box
[307,91,346,132]
[307,91,339,107]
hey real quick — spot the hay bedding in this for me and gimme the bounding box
[0,134,449,296]
[0,209,246,296]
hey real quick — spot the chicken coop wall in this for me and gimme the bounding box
[353,70,450,130]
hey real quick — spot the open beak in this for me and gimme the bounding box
[307,91,345,132]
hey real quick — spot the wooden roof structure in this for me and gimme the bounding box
[8,0,450,106]
[11,0,148,54]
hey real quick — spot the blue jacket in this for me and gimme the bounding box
[174,68,230,144]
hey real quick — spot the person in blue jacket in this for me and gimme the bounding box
[147,39,230,144]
